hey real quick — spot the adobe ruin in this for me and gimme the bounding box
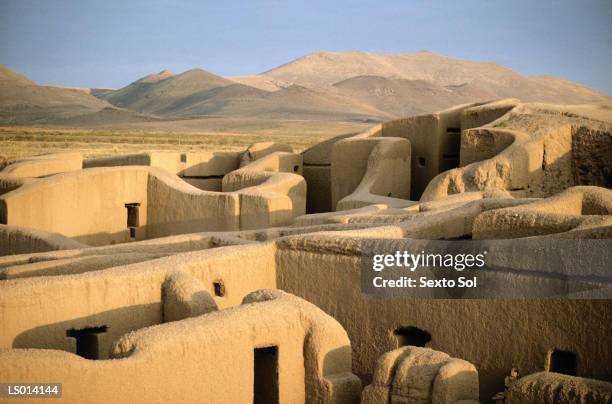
[1,100,611,403]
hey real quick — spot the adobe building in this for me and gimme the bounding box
[1,101,611,403]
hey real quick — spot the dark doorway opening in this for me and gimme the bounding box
[394,326,431,347]
[254,346,279,404]
[442,127,462,171]
[548,350,577,376]
[66,326,108,359]
[125,203,140,240]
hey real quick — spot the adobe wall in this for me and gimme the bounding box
[473,186,612,238]
[460,128,518,167]
[1,191,610,400]
[0,161,308,245]
[1,152,83,178]
[0,243,276,359]
[421,130,543,202]
[301,100,527,212]
[0,221,370,280]
[0,224,86,256]
[459,99,520,130]
[423,106,611,202]
[274,235,612,400]
[382,114,440,199]
[302,130,377,213]
[506,372,612,404]
[84,151,241,191]
[0,174,30,196]
[331,138,386,210]
[222,151,306,223]
[362,346,479,404]
[144,169,239,238]
[335,138,412,211]
[0,167,151,245]
[0,290,360,404]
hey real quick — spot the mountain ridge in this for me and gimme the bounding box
[1,51,610,127]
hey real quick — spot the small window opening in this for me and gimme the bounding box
[293,165,299,172]
[394,326,431,347]
[548,350,577,376]
[254,346,279,404]
[180,153,187,163]
[125,203,140,240]
[213,280,226,297]
[66,326,108,360]
[418,157,426,167]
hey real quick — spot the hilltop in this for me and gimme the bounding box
[261,51,611,104]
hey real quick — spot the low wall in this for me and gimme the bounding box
[0,167,150,245]
[331,138,384,210]
[0,163,307,245]
[0,224,87,256]
[362,346,479,404]
[1,152,83,178]
[0,290,360,404]
[473,186,612,238]
[302,131,376,213]
[0,243,276,358]
[506,372,612,404]
[335,138,412,211]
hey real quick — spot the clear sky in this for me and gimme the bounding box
[1,0,611,94]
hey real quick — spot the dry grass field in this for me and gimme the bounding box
[0,119,370,162]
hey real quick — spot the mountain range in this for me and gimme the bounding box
[1,51,610,127]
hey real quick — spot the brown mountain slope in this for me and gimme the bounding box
[166,83,393,121]
[0,65,111,125]
[227,75,290,92]
[0,65,35,85]
[332,75,498,116]
[104,68,235,115]
[219,84,394,121]
[262,51,611,105]
[158,83,269,117]
[54,107,161,127]
[102,69,393,121]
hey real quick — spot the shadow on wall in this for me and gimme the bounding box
[571,126,612,188]
[13,303,162,360]
[0,251,170,279]
[322,345,354,376]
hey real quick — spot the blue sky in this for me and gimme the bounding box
[1,0,611,93]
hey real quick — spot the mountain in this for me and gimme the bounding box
[0,65,36,85]
[217,84,393,121]
[226,75,290,92]
[102,70,392,121]
[332,75,498,117]
[157,83,269,117]
[103,68,235,115]
[261,51,611,104]
[54,106,161,127]
[164,83,391,121]
[2,51,610,128]
[0,65,112,125]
